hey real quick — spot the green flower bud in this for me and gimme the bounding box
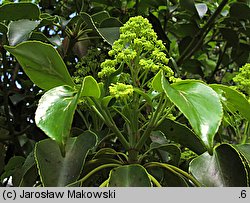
[98,16,179,83]
[109,83,134,100]
[98,67,116,78]
[233,63,250,97]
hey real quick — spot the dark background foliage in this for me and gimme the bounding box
[0,0,249,186]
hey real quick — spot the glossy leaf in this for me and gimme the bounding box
[0,3,40,21]
[39,13,57,28]
[29,32,50,43]
[108,164,152,187]
[147,167,189,187]
[98,18,122,45]
[12,151,37,186]
[8,20,40,46]
[148,143,181,166]
[80,76,100,98]
[189,144,248,186]
[91,11,110,25]
[35,131,97,186]
[235,144,250,164]
[163,169,189,187]
[151,70,163,92]
[153,71,223,150]
[156,119,206,154]
[195,3,208,19]
[150,130,168,145]
[4,41,75,90]
[210,84,250,122]
[35,86,78,148]
[101,96,115,107]
[80,12,121,45]
[180,0,197,14]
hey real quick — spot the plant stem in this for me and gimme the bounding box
[207,42,228,83]
[128,149,139,164]
[99,179,109,187]
[135,93,165,151]
[148,174,162,187]
[77,109,90,129]
[67,163,121,186]
[241,121,249,144]
[90,98,130,150]
[144,162,202,187]
[156,104,175,127]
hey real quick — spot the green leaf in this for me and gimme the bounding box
[195,3,208,19]
[156,119,207,154]
[230,3,250,20]
[134,88,152,106]
[35,85,79,149]
[210,84,250,122]
[1,156,25,182]
[152,70,163,92]
[12,151,38,186]
[220,28,239,47]
[80,76,100,98]
[0,3,40,21]
[148,143,181,166]
[0,23,8,35]
[29,32,50,43]
[174,23,200,38]
[154,71,223,150]
[108,164,152,187]
[39,13,57,28]
[235,144,250,164]
[101,96,115,107]
[189,144,248,186]
[4,41,75,90]
[0,127,10,141]
[35,131,97,186]
[98,18,122,45]
[163,169,189,186]
[80,12,121,45]
[8,20,40,46]
[180,0,198,15]
[147,166,189,186]
[91,11,110,25]
[182,59,204,77]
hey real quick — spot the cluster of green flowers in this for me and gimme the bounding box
[109,83,134,101]
[98,16,174,79]
[233,63,250,101]
[73,48,106,84]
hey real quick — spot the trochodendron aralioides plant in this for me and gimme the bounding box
[4,16,250,187]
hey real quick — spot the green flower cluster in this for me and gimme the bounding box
[233,63,250,101]
[109,83,134,101]
[73,48,106,84]
[98,16,174,78]
[98,60,116,78]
